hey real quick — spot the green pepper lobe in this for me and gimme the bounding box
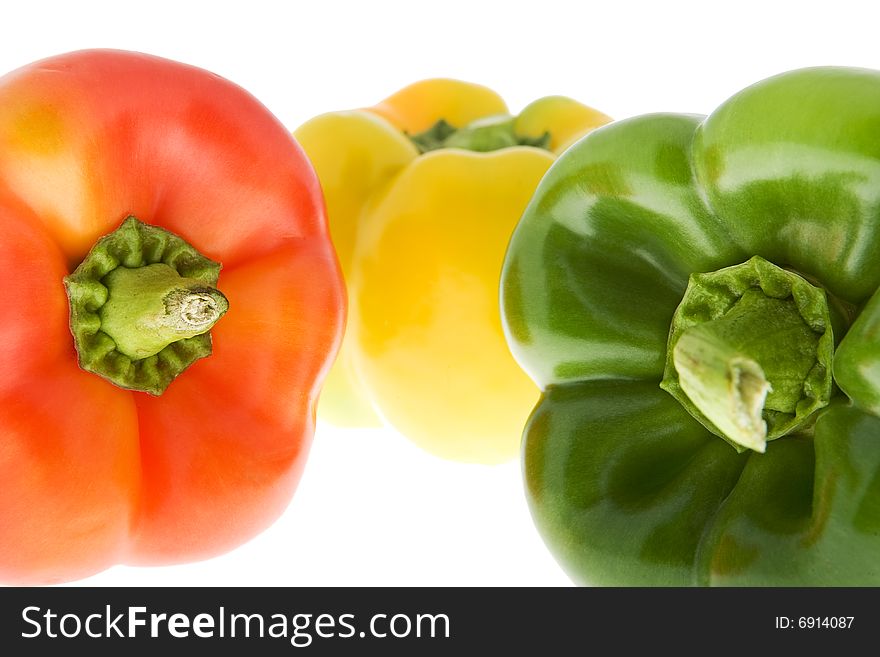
[501,67,880,585]
[64,216,228,395]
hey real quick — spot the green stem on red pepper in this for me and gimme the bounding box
[64,216,228,395]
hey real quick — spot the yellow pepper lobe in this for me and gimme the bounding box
[370,79,508,134]
[294,110,417,426]
[515,96,612,154]
[351,149,554,463]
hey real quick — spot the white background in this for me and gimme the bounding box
[3,0,879,587]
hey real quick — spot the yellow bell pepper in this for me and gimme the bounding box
[295,80,610,463]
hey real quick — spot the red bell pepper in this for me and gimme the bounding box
[0,50,344,584]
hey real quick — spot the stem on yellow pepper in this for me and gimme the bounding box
[409,115,550,154]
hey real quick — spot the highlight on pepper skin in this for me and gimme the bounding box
[501,66,880,586]
[295,79,611,464]
[0,49,345,585]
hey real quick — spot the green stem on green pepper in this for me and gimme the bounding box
[660,256,835,453]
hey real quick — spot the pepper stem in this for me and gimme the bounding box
[672,289,820,452]
[64,216,229,395]
[99,264,228,360]
[408,115,551,154]
[673,323,771,453]
[660,257,835,453]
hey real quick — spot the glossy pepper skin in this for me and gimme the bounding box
[501,67,880,585]
[0,50,344,584]
[295,80,610,463]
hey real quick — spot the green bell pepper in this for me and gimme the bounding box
[501,67,880,586]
